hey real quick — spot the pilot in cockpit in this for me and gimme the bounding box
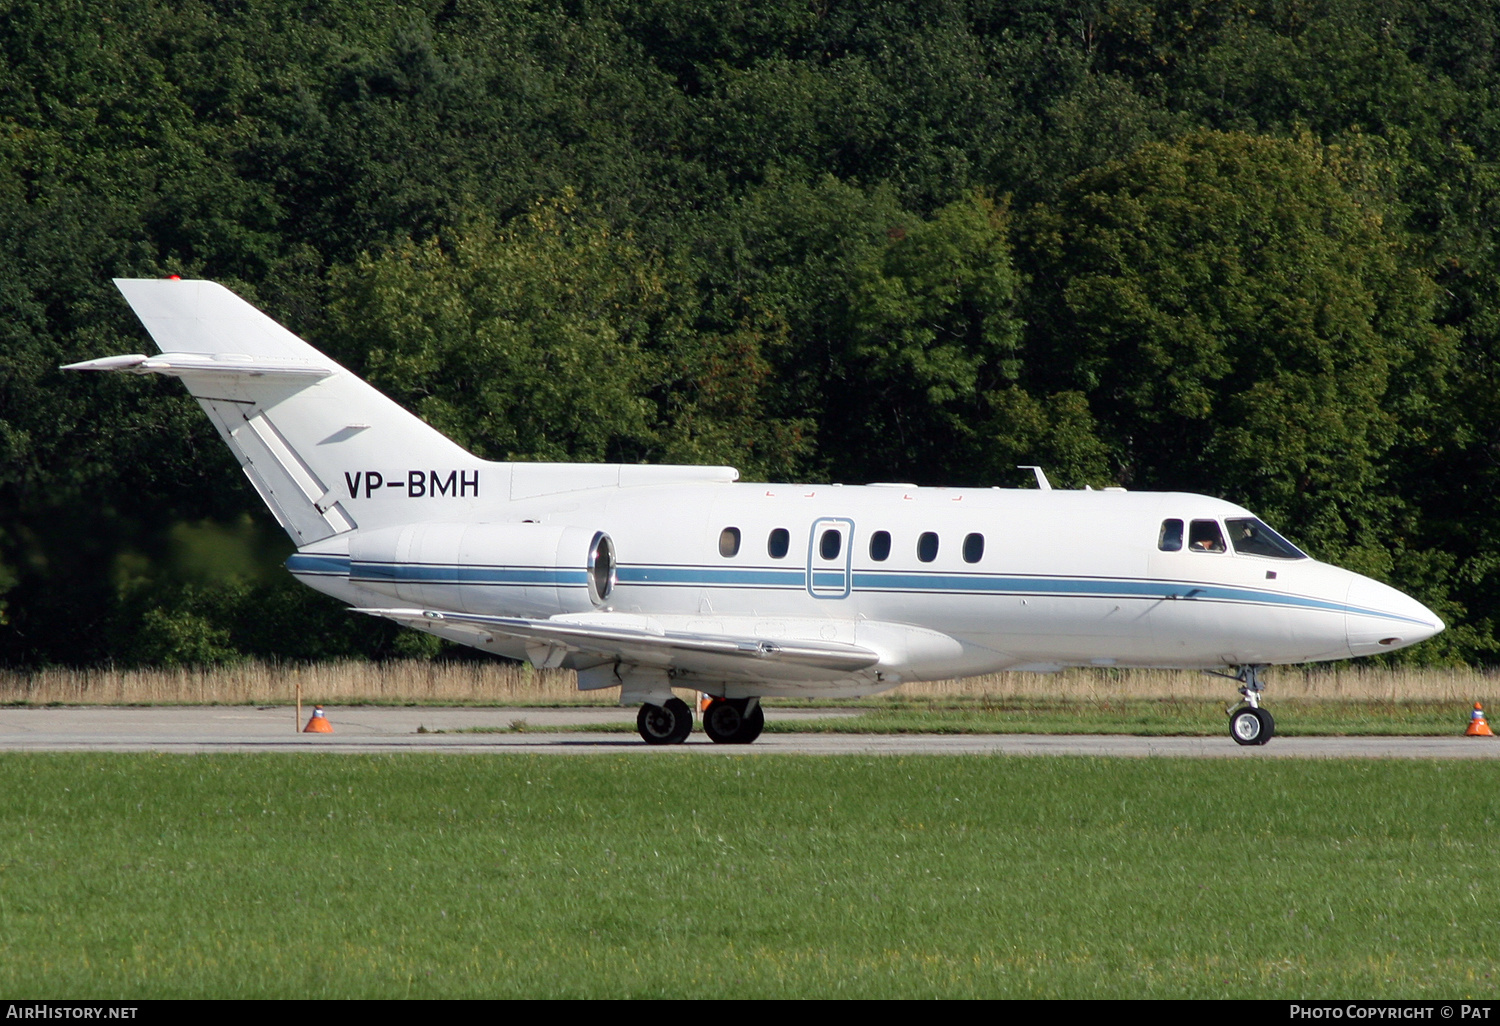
[1188,520,1225,552]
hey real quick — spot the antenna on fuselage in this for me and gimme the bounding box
[1017,465,1052,491]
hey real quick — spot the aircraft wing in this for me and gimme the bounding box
[353,607,881,681]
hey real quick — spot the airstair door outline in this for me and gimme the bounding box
[807,517,854,599]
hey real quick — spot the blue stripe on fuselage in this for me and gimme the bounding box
[285,554,588,587]
[350,562,589,586]
[284,553,350,576]
[283,554,1431,628]
[617,566,805,587]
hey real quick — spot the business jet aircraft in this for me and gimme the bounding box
[66,279,1444,746]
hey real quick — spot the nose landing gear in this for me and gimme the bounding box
[1219,665,1275,746]
[1229,704,1275,745]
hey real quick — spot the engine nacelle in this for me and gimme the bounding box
[349,522,616,617]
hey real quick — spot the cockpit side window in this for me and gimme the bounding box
[1158,519,1183,552]
[1226,518,1307,559]
[1188,519,1225,553]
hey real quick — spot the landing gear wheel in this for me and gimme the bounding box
[703,699,765,744]
[702,699,742,743]
[1215,665,1274,747]
[1254,707,1275,745]
[1229,706,1274,746]
[666,698,694,742]
[637,698,693,745]
[637,703,675,744]
[737,702,765,744]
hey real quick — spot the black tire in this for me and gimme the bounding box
[638,699,693,745]
[1229,706,1273,746]
[663,697,693,743]
[703,699,743,744]
[736,702,765,744]
[1254,707,1275,746]
[637,703,678,745]
[703,699,766,744]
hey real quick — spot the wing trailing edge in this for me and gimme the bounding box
[353,607,882,681]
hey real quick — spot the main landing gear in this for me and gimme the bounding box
[634,696,766,745]
[702,698,765,745]
[637,698,693,745]
[1223,665,1275,746]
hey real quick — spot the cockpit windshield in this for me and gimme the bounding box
[1225,518,1307,559]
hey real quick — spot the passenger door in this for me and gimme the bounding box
[807,518,853,599]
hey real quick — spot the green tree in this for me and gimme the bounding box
[690,172,908,475]
[325,196,808,476]
[981,386,1115,489]
[6,1,1500,665]
[836,190,1026,482]
[1024,130,1453,574]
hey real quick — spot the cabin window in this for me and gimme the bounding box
[1226,518,1306,559]
[767,527,790,559]
[963,533,984,564]
[917,532,939,563]
[719,527,741,558]
[1188,519,1225,553]
[819,528,842,560]
[869,530,892,561]
[1158,519,1183,552]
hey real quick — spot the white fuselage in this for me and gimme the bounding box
[289,477,1443,698]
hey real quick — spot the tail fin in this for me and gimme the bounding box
[70,278,484,544]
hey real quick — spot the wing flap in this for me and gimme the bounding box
[354,607,881,680]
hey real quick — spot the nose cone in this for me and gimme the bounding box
[1345,575,1445,657]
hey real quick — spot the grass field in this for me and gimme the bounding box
[2,753,1498,998]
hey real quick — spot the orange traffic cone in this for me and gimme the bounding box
[303,705,333,733]
[698,692,713,714]
[1466,702,1494,737]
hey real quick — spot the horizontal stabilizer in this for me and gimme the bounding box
[61,352,336,378]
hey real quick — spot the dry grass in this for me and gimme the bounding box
[896,664,1497,704]
[0,659,1493,706]
[0,659,581,706]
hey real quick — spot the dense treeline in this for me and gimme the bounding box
[2,0,1498,666]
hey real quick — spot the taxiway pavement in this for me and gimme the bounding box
[0,705,1496,757]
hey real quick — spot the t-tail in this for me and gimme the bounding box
[65,278,738,545]
[65,278,486,543]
